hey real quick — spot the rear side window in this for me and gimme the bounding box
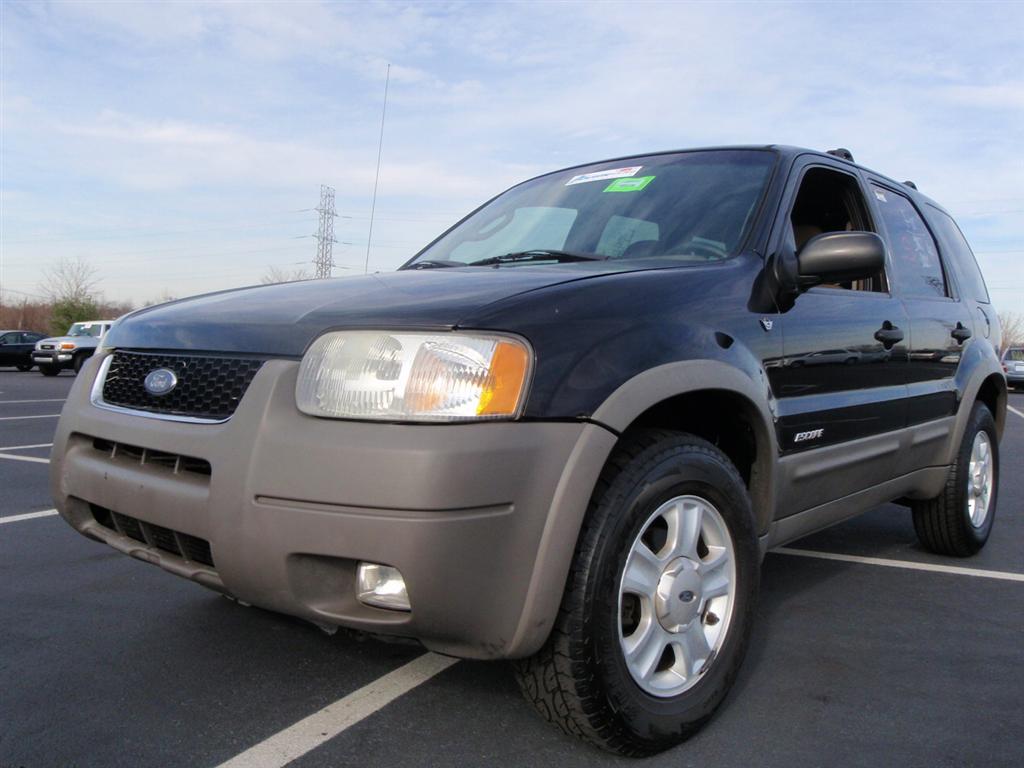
[926,206,991,304]
[871,185,946,298]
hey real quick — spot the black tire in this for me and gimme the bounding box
[912,403,998,557]
[40,365,60,377]
[16,364,33,372]
[73,354,86,374]
[515,429,759,756]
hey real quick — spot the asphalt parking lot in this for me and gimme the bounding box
[2,368,1022,768]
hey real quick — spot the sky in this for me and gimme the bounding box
[1,0,1022,313]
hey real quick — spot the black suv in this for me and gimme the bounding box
[50,146,1006,756]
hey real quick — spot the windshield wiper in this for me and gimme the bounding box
[467,249,607,267]
[402,259,463,270]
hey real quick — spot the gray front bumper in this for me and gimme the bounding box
[50,353,615,659]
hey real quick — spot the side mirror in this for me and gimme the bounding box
[797,231,885,288]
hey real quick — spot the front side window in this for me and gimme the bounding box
[789,166,883,292]
[404,150,776,268]
[872,186,947,298]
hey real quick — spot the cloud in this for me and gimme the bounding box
[2,0,1022,309]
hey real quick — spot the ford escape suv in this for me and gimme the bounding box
[51,146,1006,755]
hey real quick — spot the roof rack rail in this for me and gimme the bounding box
[903,180,918,190]
[826,148,855,162]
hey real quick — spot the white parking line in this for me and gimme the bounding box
[0,414,60,421]
[774,547,1024,583]
[1009,404,1024,420]
[0,452,49,464]
[0,398,66,404]
[0,509,59,524]
[0,443,53,451]
[217,652,459,768]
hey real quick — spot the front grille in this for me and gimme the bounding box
[89,436,212,477]
[101,350,264,421]
[40,344,55,350]
[91,505,215,567]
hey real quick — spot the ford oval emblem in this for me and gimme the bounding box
[143,368,178,397]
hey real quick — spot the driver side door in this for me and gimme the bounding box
[767,158,910,515]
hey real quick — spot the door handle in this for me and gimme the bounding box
[874,321,904,349]
[951,322,972,344]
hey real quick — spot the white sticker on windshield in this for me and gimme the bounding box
[874,189,888,202]
[565,166,642,186]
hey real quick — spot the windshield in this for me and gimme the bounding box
[67,323,102,338]
[403,150,775,268]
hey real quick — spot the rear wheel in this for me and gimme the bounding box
[16,364,33,372]
[515,430,759,756]
[912,403,998,557]
[39,365,60,377]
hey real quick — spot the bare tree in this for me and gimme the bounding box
[999,311,1024,356]
[40,256,99,303]
[143,290,179,307]
[261,265,311,285]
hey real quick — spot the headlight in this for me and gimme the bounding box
[295,331,532,422]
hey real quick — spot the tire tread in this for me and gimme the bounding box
[514,429,749,755]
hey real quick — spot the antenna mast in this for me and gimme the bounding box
[365,63,390,274]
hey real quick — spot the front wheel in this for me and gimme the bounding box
[39,365,60,377]
[515,430,759,756]
[912,403,999,557]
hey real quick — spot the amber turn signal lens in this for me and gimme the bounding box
[477,340,530,417]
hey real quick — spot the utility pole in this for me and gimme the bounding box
[313,184,337,279]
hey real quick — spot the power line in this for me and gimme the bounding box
[313,185,337,279]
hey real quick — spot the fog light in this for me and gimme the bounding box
[356,562,410,611]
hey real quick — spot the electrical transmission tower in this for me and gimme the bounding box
[313,185,337,279]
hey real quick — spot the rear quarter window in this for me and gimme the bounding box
[925,206,991,304]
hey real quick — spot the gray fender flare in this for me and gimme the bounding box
[508,360,779,657]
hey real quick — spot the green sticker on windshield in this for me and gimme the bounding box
[604,175,655,193]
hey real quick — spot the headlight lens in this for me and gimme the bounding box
[296,331,532,422]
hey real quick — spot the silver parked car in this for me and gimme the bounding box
[1003,347,1024,390]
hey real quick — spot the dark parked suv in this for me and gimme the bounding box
[50,146,1006,755]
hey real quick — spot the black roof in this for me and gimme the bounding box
[528,144,948,216]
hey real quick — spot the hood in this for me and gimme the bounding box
[105,263,649,357]
[37,335,100,347]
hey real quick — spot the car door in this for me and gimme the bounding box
[21,333,46,364]
[767,157,910,514]
[0,332,22,364]
[866,181,976,468]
